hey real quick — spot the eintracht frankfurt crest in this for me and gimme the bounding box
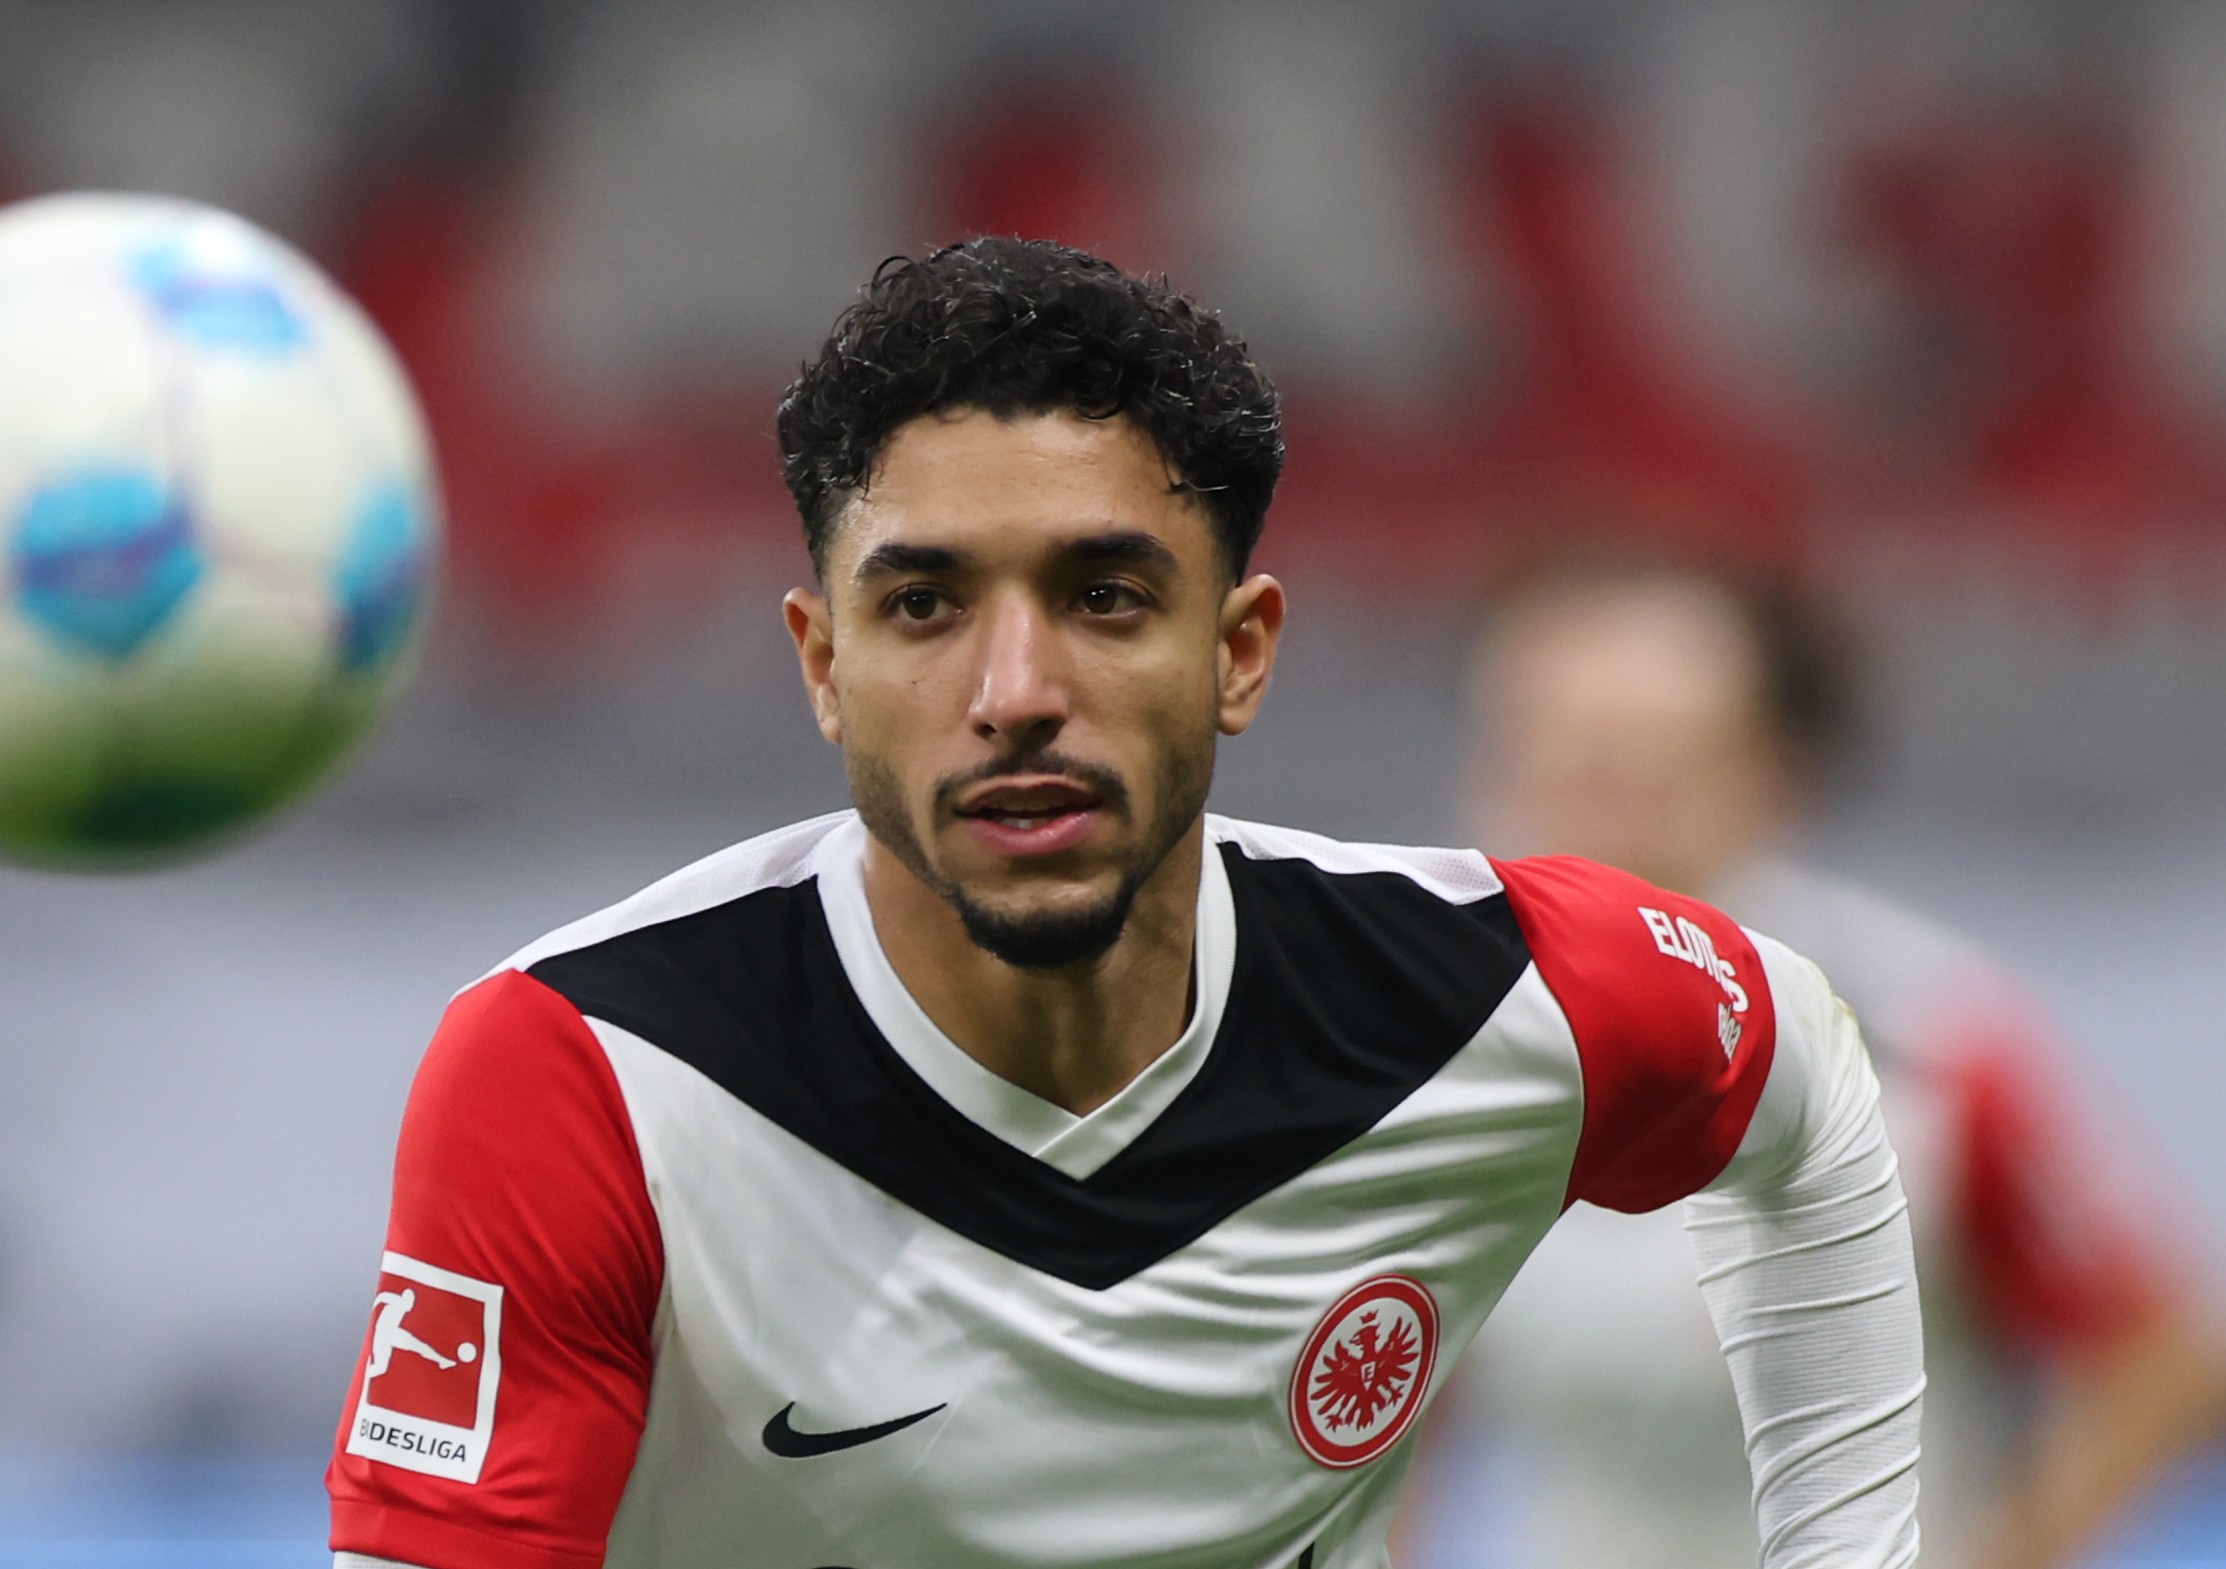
[1288,1274,1440,1468]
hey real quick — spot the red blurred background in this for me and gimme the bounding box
[5,2,2211,648]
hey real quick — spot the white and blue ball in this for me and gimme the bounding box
[0,193,439,863]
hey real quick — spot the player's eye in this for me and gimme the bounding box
[891,587,950,622]
[1076,582,1145,616]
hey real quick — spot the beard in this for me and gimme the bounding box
[848,733,1212,971]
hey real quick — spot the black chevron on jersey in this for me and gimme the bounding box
[526,842,1531,1289]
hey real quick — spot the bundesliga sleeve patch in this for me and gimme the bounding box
[345,1251,503,1483]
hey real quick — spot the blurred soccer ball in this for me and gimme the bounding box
[0,193,439,866]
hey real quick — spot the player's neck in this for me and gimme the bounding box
[860,824,1203,1118]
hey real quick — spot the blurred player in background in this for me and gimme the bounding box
[1405,559,2226,1569]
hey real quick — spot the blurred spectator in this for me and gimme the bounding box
[1403,558,2226,1569]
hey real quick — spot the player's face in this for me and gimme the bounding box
[786,409,1282,968]
[1460,579,1792,898]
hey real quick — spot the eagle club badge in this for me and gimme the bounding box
[1288,1274,1440,1469]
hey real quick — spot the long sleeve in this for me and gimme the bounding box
[1686,935,1925,1568]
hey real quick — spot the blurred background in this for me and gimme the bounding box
[0,0,2221,1563]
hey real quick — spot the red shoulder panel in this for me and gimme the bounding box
[328,968,664,1569]
[1493,856,1778,1213]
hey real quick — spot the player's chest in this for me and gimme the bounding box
[613,1090,1573,1569]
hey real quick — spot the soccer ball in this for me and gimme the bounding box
[0,193,440,865]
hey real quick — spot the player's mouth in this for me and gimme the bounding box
[952,778,1105,858]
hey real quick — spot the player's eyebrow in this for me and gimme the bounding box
[1058,531,1179,571]
[853,542,964,582]
[853,532,1178,584]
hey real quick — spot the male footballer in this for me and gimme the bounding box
[328,239,1924,1568]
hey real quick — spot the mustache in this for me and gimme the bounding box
[932,750,1131,819]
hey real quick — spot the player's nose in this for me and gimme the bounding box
[967,593,1070,749]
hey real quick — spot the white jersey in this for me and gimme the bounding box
[328,814,1920,1569]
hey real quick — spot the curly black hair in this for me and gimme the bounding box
[777,237,1283,579]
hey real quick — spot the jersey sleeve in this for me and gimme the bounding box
[1685,935,1924,1566]
[1492,855,1778,1212]
[327,969,665,1569]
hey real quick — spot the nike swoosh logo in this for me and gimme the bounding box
[762,1399,947,1458]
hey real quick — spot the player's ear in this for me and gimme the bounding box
[1216,573,1284,737]
[783,588,843,746]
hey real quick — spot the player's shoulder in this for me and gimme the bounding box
[414,813,859,1110]
[1492,856,1788,1211]
[1491,853,1739,959]
[1198,816,1532,1036]
[486,809,854,981]
[1488,852,1772,1018]
[1491,857,1780,1076]
[1206,814,1504,907]
[1206,814,1521,973]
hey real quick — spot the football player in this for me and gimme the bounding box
[329,240,1925,1569]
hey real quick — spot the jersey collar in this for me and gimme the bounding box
[813,812,1235,1179]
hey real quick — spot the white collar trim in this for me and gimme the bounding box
[813,813,1234,1179]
